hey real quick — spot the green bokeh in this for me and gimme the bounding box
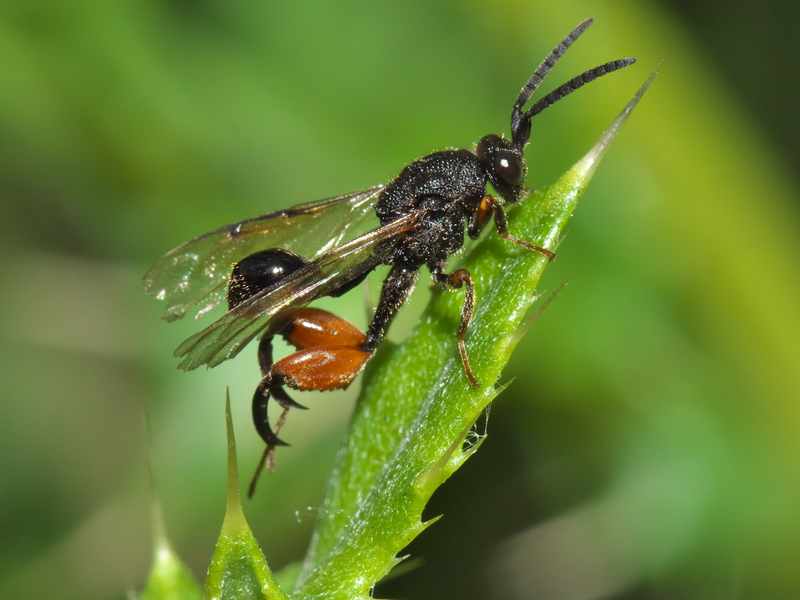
[1,1,798,599]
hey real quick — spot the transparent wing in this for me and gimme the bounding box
[143,185,384,322]
[174,211,419,371]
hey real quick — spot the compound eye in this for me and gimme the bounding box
[493,151,523,186]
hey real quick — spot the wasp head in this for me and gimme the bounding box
[506,19,636,174]
[477,134,526,203]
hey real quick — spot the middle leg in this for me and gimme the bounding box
[432,267,479,388]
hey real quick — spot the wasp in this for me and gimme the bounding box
[145,19,635,489]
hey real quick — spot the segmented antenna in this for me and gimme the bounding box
[510,18,593,145]
[510,19,636,150]
[525,58,637,120]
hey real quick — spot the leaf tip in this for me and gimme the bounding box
[223,389,246,528]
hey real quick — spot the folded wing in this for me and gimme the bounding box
[174,211,419,371]
[143,186,384,321]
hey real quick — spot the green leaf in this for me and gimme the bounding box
[289,69,659,600]
[204,392,290,600]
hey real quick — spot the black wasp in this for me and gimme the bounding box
[145,19,635,491]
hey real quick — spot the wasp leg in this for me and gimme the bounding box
[250,312,370,495]
[250,376,303,497]
[251,334,295,495]
[271,386,307,410]
[253,335,299,445]
[248,379,292,497]
[284,307,367,350]
[363,264,419,352]
[256,333,275,377]
[248,397,292,498]
[433,267,479,389]
[253,333,307,439]
[252,378,291,448]
[473,194,556,261]
[270,346,371,391]
[248,344,371,497]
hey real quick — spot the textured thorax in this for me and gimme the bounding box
[375,149,488,270]
[376,149,487,222]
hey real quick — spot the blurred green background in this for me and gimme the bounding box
[1,0,799,599]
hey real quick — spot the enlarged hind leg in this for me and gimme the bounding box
[251,377,293,448]
[252,336,306,447]
[248,346,372,497]
[249,381,291,498]
[249,336,306,497]
[248,310,371,496]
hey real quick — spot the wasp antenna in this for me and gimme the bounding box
[511,18,594,145]
[524,57,637,122]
